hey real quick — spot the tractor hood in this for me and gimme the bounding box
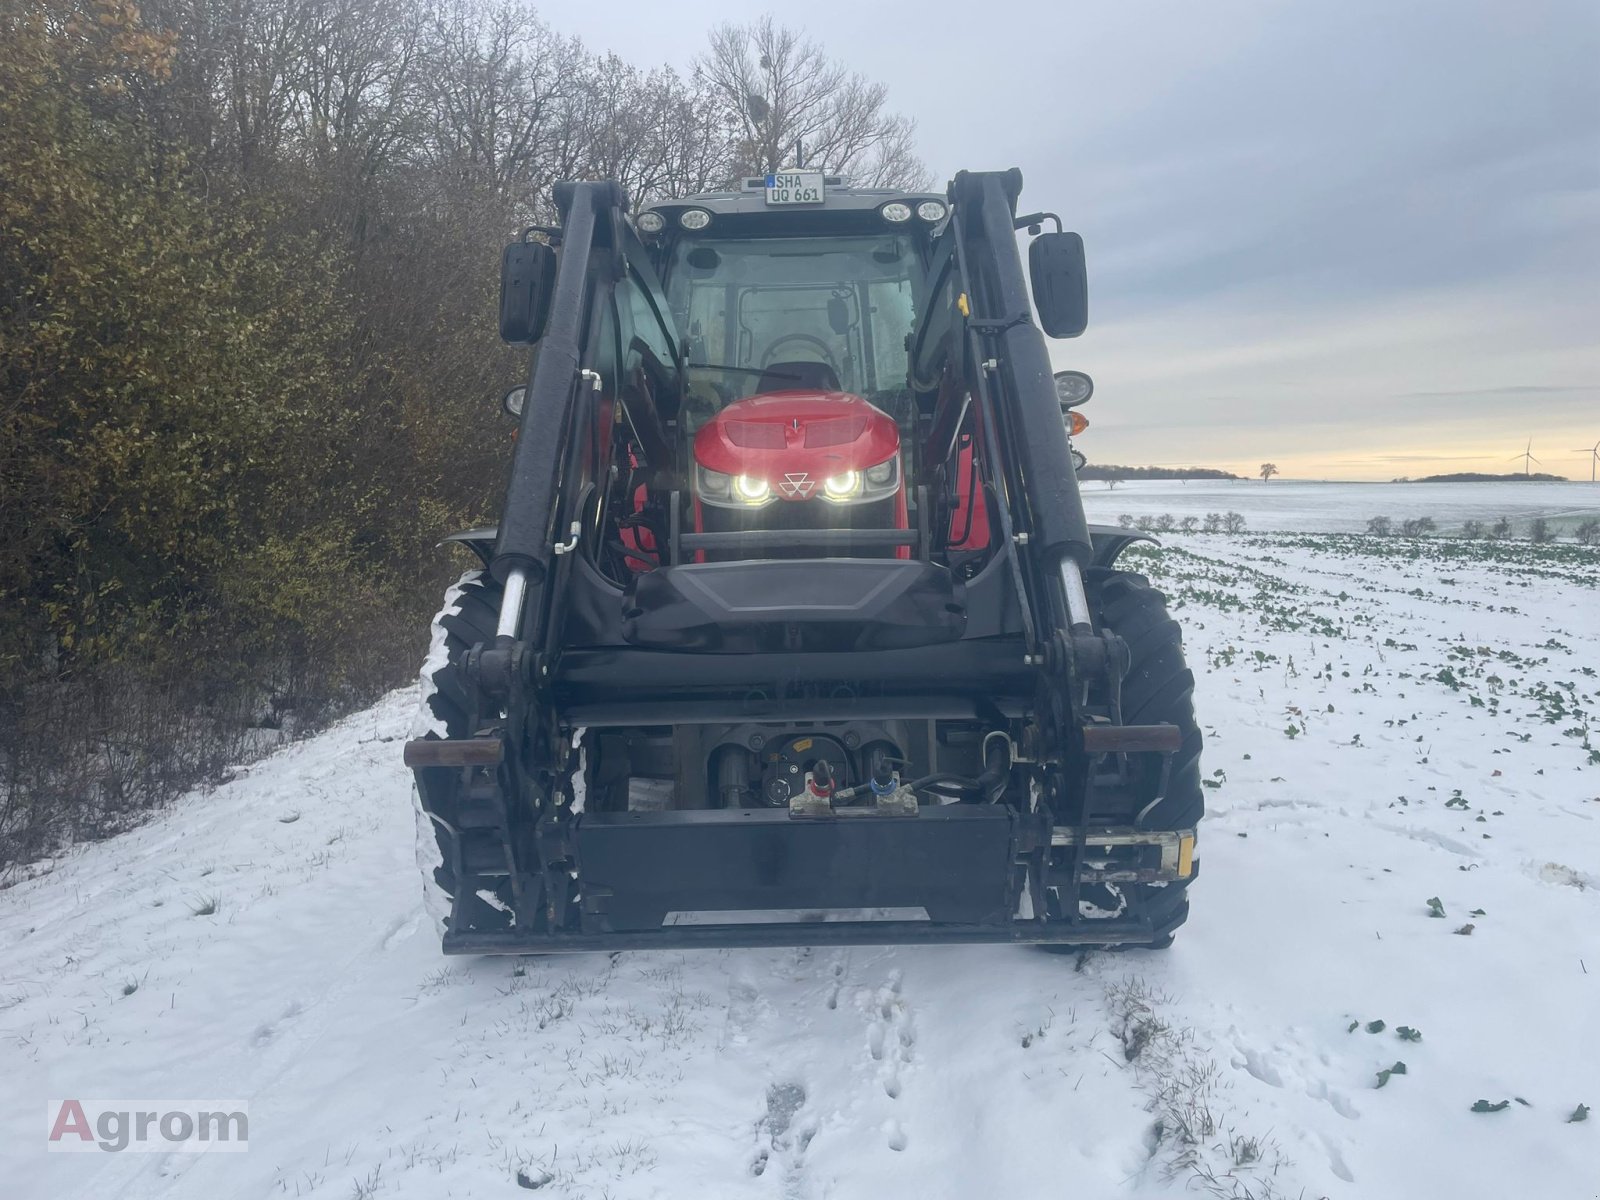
[692,392,899,501]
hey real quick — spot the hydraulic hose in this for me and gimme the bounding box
[829,738,1013,805]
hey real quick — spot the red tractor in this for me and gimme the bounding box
[408,170,1202,952]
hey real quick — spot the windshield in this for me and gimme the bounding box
[662,235,923,431]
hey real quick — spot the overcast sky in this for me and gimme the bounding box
[545,0,1598,479]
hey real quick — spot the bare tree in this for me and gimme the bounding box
[295,0,423,183]
[235,0,320,173]
[138,0,312,173]
[562,55,732,207]
[697,17,927,188]
[1259,462,1279,482]
[415,0,580,201]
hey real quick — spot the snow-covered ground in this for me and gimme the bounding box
[1080,478,1600,535]
[3,531,1597,1200]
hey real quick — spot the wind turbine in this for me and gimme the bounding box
[1509,438,1541,477]
[1571,440,1600,482]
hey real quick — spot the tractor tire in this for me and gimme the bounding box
[1088,565,1204,942]
[410,569,512,937]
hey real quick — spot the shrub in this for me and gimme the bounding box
[1400,516,1436,537]
[0,0,510,869]
[1366,516,1393,536]
[1462,519,1484,539]
[1576,518,1600,546]
[1202,513,1223,533]
[1223,511,1247,533]
[1490,517,1512,539]
[1529,517,1552,543]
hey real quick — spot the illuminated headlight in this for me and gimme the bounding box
[636,211,665,234]
[697,464,773,507]
[916,200,947,222]
[823,455,900,504]
[679,208,712,230]
[880,202,912,223]
[824,471,860,499]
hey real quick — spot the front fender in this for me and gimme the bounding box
[440,525,498,567]
[1087,523,1158,570]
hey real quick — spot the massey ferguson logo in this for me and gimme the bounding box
[778,473,816,499]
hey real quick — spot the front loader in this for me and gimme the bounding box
[406,169,1203,953]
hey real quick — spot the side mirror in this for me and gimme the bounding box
[499,241,557,344]
[502,386,526,418]
[1028,232,1087,338]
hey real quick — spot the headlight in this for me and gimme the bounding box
[697,464,773,507]
[824,471,860,499]
[823,455,899,505]
[698,457,900,506]
[697,465,731,500]
[636,211,665,234]
[916,200,947,222]
[880,202,912,223]
[679,208,712,230]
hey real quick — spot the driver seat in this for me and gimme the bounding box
[756,360,841,393]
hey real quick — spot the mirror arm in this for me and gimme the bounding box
[1013,211,1063,234]
[968,313,1031,335]
[520,224,563,247]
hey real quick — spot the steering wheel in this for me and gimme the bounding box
[761,334,841,377]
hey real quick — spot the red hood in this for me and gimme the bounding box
[693,391,900,498]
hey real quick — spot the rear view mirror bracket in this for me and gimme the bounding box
[1014,211,1063,235]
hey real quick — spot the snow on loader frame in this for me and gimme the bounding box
[406,169,1203,954]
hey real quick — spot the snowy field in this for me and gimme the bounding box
[3,530,1597,1200]
[1081,478,1600,536]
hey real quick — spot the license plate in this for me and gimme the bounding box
[765,171,826,205]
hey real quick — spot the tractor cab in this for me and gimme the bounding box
[635,177,946,566]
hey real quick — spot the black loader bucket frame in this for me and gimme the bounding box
[407,172,1198,953]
